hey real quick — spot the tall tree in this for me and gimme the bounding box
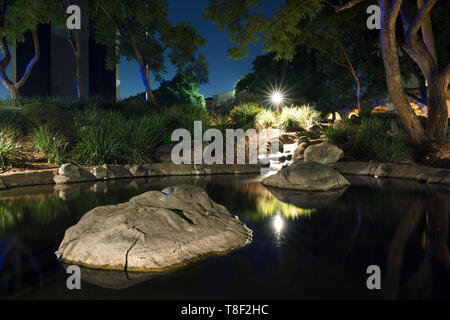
[0,0,48,99]
[90,0,207,106]
[49,0,84,98]
[399,0,449,143]
[204,0,448,148]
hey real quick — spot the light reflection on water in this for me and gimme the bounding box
[0,174,449,300]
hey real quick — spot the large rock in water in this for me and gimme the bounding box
[304,143,344,164]
[262,161,350,191]
[56,185,252,272]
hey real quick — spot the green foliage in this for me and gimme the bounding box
[324,121,356,149]
[90,0,208,101]
[114,115,166,164]
[204,2,387,112]
[0,107,28,134]
[30,126,69,165]
[155,73,206,109]
[74,126,120,165]
[0,0,49,44]
[73,108,169,165]
[0,127,21,167]
[162,106,208,142]
[22,103,75,139]
[278,105,321,132]
[228,103,263,130]
[255,109,277,129]
[325,116,412,163]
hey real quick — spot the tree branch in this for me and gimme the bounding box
[16,29,40,88]
[408,0,437,39]
[100,5,131,44]
[330,0,366,12]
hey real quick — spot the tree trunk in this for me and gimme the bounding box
[132,39,157,106]
[400,0,447,144]
[378,0,430,147]
[75,50,83,98]
[426,71,448,143]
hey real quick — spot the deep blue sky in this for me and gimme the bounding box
[0,0,282,100]
[121,0,274,99]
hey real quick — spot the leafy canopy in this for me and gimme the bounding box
[0,0,51,43]
[90,0,208,83]
[155,73,206,109]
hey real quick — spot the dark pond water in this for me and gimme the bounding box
[0,174,449,300]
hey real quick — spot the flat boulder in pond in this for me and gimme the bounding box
[262,161,350,191]
[56,185,252,272]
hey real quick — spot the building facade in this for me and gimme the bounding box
[11,0,119,100]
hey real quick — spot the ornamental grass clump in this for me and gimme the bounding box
[30,126,69,165]
[0,127,22,168]
[278,105,321,132]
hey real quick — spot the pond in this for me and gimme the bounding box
[0,174,449,300]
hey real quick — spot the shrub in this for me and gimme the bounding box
[0,108,29,134]
[162,106,208,142]
[0,128,21,167]
[22,103,75,140]
[30,126,69,164]
[228,103,263,130]
[325,117,412,163]
[278,105,321,132]
[74,126,120,165]
[324,121,356,149]
[372,135,412,163]
[115,114,167,164]
[255,109,277,129]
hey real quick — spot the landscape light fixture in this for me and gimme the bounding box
[271,91,284,112]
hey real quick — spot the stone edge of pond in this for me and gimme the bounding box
[329,162,450,186]
[0,163,261,190]
[0,162,448,190]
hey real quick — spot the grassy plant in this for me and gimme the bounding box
[30,126,69,164]
[75,126,120,165]
[0,128,21,167]
[325,116,412,163]
[324,121,356,149]
[255,109,278,129]
[116,114,167,164]
[278,105,321,132]
[22,103,75,139]
[228,103,263,130]
[0,107,29,134]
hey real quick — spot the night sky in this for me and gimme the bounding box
[0,0,283,100]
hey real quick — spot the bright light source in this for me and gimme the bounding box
[271,92,283,105]
[273,215,284,233]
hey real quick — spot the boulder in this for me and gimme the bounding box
[90,166,108,179]
[58,163,80,178]
[262,161,350,191]
[56,185,252,272]
[129,165,149,177]
[304,143,344,164]
[427,170,448,184]
[293,142,309,160]
[375,164,391,178]
[417,173,432,183]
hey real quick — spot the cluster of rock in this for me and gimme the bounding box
[56,185,253,272]
[259,131,349,192]
[330,162,450,185]
[56,163,151,184]
[258,131,344,170]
